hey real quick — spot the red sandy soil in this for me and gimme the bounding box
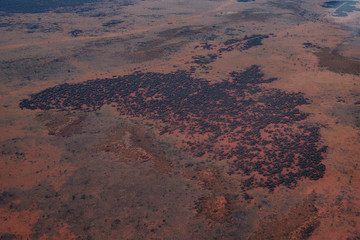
[0,140,75,191]
[1,0,360,239]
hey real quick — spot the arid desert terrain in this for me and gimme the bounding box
[0,0,360,239]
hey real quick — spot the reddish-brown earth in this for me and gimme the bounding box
[1,0,360,239]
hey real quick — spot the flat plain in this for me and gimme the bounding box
[0,0,360,239]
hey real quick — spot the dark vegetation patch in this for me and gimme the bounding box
[20,65,327,191]
[192,54,217,67]
[0,0,133,14]
[322,0,344,8]
[0,190,17,206]
[219,34,268,53]
[321,1,360,17]
[138,14,164,19]
[224,27,244,37]
[0,0,100,13]
[147,7,163,10]
[314,48,360,75]
[69,29,83,37]
[0,19,61,33]
[0,138,25,161]
[0,233,17,240]
[88,12,107,17]
[190,34,267,72]
[303,42,321,49]
[0,22,12,28]
[194,42,216,50]
[102,20,124,27]
[12,22,62,33]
